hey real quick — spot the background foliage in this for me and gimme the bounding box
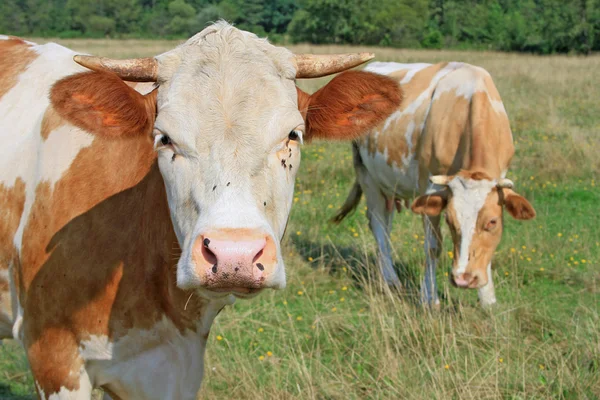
[1,0,599,54]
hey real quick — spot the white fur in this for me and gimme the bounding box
[365,62,430,78]
[36,369,93,400]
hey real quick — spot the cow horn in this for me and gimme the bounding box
[429,175,451,186]
[293,53,375,79]
[73,55,159,82]
[497,178,514,188]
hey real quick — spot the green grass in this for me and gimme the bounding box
[1,41,599,399]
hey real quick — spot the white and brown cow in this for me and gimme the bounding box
[334,62,535,307]
[0,24,401,399]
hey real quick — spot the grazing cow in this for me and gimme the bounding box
[0,24,401,399]
[333,62,535,307]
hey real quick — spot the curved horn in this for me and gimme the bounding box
[293,53,374,79]
[497,178,514,189]
[429,175,452,186]
[73,55,158,82]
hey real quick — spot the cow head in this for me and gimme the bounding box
[411,171,535,289]
[51,22,401,299]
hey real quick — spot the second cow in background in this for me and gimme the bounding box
[334,62,536,307]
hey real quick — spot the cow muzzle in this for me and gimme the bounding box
[192,228,281,294]
[451,271,487,289]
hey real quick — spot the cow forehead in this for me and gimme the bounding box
[448,176,497,221]
[154,23,300,149]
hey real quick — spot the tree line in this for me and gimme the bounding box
[1,0,598,54]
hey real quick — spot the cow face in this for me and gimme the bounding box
[51,23,402,299]
[411,172,535,289]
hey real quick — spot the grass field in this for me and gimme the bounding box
[1,39,599,399]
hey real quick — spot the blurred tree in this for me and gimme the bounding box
[0,0,597,53]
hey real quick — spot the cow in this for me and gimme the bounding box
[333,62,535,308]
[0,23,402,399]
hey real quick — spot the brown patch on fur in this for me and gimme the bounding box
[27,325,84,395]
[411,192,448,216]
[482,72,503,102]
[0,38,37,101]
[417,66,514,188]
[469,91,514,175]
[298,71,402,141]
[40,107,64,140]
[419,89,471,175]
[51,71,157,138]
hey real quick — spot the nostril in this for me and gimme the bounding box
[202,244,217,266]
[256,263,264,271]
[252,249,264,264]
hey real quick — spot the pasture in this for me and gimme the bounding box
[1,39,598,399]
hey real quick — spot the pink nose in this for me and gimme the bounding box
[452,272,480,289]
[205,237,266,267]
[453,275,470,288]
[192,229,277,292]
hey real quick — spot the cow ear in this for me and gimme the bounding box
[299,70,401,142]
[502,189,536,220]
[51,71,157,138]
[411,192,448,216]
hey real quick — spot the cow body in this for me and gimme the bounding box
[0,25,401,399]
[335,62,534,307]
[0,37,229,400]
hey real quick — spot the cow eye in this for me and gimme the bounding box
[154,133,173,149]
[484,218,498,231]
[288,129,303,143]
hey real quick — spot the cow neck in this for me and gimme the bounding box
[20,134,209,342]
[466,92,513,178]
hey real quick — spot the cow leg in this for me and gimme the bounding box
[421,215,442,306]
[27,332,93,400]
[33,369,93,400]
[364,186,399,287]
[477,263,497,307]
[0,269,13,340]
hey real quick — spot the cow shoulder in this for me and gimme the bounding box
[0,37,38,101]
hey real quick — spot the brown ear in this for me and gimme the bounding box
[51,71,157,138]
[502,189,536,220]
[411,192,448,216]
[298,70,401,141]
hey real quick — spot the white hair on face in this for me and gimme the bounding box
[449,176,497,274]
